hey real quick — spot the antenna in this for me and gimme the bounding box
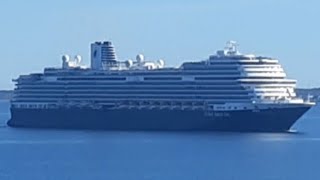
[307,94,313,102]
[225,40,239,55]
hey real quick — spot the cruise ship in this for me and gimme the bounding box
[7,41,315,131]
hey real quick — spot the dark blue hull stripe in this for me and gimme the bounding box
[7,107,310,132]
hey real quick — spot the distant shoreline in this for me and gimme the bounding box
[1,88,320,101]
[296,88,320,100]
[0,90,13,100]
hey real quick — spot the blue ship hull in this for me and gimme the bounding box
[7,106,311,132]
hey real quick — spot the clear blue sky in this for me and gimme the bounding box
[1,0,319,89]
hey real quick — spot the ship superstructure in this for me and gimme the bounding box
[8,41,314,131]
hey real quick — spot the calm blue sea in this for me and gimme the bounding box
[0,100,320,180]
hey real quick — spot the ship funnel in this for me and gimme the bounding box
[91,41,118,70]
